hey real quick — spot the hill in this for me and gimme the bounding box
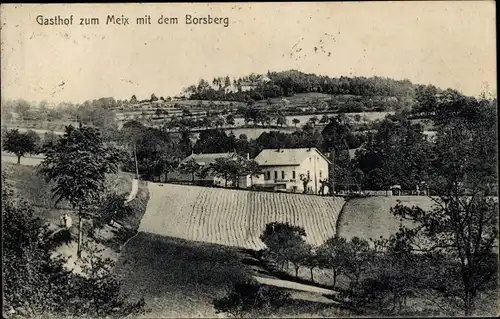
[139,183,346,250]
[336,195,435,242]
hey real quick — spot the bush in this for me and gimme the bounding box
[213,280,291,317]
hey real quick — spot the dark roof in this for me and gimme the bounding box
[181,152,240,166]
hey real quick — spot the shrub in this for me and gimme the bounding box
[213,280,291,317]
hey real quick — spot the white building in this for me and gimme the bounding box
[253,148,331,194]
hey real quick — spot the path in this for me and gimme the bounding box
[253,275,339,297]
[125,179,139,203]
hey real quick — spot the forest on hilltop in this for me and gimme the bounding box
[182,70,442,112]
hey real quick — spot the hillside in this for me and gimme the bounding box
[336,195,435,242]
[139,183,346,250]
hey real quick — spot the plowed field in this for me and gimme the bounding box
[139,183,346,250]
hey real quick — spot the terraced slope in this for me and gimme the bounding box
[139,183,346,250]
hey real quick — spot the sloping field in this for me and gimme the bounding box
[139,183,346,250]
[336,195,435,242]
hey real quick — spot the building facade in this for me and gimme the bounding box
[252,148,331,194]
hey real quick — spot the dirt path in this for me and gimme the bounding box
[125,179,139,203]
[253,275,339,298]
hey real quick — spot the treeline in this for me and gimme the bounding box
[183,70,425,111]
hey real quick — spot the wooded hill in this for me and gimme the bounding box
[182,70,445,113]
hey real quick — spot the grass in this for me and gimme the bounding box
[1,153,45,166]
[121,180,149,231]
[114,233,356,318]
[336,195,435,242]
[114,233,252,317]
[2,162,135,225]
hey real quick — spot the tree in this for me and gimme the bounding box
[309,116,319,127]
[317,236,350,288]
[38,125,125,258]
[2,171,145,318]
[206,157,240,187]
[276,114,287,127]
[182,108,192,118]
[292,118,300,128]
[130,95,138,104]
[150,93,158,102]
[193,129,232,154]
[344,237,373,290]
[42,131,61,152]
[2,129,41,164]
[226,113,235,127]
[179,158,200,183]
[243,159,262,188]
[303,249,320,282]
[179,127,193,158]
[319,115,330,124]
[260,222,307,270]
[244,107,262,126]
[352,168,365,193]
[14,99,31,117]
[388,96,498,316]
[285,242,311,279]
[154,108,162,118]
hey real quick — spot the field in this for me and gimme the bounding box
[2,162,134,224]
[139,183,346,250]
[336,195,435,242]
[2,153,45,166]
[3,121,74,133]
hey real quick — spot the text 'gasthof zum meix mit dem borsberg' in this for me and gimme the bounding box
[36,14,231,27]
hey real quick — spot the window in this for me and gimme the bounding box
[319,170,322,178]
[266,171,271,180]
[282,171,285,179]
[274,171,278,180]
[292,171,296,179]
[307,170,310,179]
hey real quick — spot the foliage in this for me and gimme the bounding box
[92,193,133,230]
[213,280,291,318]
[193,129,236,154]
[76,99,117,128]
[186,70,419,113]
[122,125,181,180]
[316,237,350,288]
[382,95,498,315]
[2,171,146,318]
[179,158,201,182]
[260,222,307,270]
[353,114,432,190]
[39,125,125,257]
[39,125,124,209]
[69,241,147,318]
[2,128,41,164]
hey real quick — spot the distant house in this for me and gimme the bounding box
[253,148,331,194]
[169,152,251,187]
[224,75,271,94]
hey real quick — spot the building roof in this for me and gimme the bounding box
[181,152,239,166]
[254,148,332,166]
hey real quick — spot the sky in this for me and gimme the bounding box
[1,2,496,105]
